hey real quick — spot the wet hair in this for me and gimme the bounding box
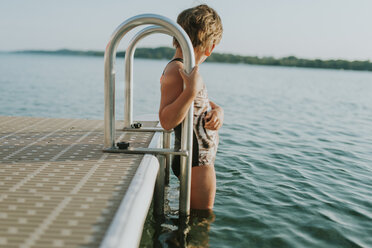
[173,4,223,51]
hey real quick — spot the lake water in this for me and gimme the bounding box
[1,53,372,247]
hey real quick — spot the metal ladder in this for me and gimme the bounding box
[102,14,195,217]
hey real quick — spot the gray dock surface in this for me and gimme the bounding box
[0,116,157,248]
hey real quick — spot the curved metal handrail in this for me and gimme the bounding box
[124,26,174,187]
[104,14,194,148]
[103,14,195,217]
[124,25,172,128]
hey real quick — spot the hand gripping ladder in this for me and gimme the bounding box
[102,14,195,217]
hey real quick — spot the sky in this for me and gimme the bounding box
[1,0,371,61]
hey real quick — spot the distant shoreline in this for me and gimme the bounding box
[9,47,372,72]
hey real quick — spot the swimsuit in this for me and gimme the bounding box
[161,58,219,177]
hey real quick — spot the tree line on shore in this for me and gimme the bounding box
[15,47,372,72]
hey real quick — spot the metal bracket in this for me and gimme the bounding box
[122,127,173,133]
[103,147,187,157]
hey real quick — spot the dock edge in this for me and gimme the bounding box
[99,116,162,248]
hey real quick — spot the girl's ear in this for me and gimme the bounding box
[205,44,216,57]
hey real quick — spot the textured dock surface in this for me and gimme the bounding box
[0,116,156,248]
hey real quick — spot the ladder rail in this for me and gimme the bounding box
[104,14,194,148]
[123,26,173,188]
[103,14,195,217]
[124,25,172,128]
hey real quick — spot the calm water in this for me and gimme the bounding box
[1,53,372,247]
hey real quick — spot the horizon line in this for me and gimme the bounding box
[0,47,371,62]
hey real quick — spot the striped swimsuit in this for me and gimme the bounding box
[162,58,219,177]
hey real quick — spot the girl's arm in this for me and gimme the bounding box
[159,65,203,130]
[205,100,224,130]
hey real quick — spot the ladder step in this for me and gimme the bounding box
[103,147,188,156]
[122,127,173,133]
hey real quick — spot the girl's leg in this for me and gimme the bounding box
[190,165,216,210]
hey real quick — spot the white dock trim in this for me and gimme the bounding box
[100,115,163,248]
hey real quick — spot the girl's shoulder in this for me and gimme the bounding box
[161,60,184,87]
[163,58,184,76]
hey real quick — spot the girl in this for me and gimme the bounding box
[159,4,224,210]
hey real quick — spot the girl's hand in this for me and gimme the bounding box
[178,66,204,95]
[204,107,224,130]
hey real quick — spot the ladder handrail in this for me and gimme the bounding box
[103,14,195,217]
[124,25,172,128]
[104,14,194,148]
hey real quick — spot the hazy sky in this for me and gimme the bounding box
[1,0,371,60]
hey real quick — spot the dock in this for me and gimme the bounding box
[0,115,161,248]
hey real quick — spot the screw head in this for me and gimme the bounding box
[117,142,130,149]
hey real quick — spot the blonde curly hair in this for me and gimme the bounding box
[173,4,223,51]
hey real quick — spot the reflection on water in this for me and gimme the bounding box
[178,210,215,248]
[140,180,216,247]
